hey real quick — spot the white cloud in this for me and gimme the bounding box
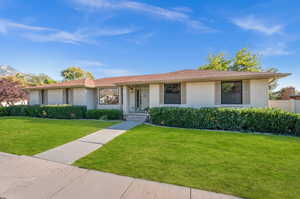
[232,15,283,35]
[172,6,193,13]
[100,68,136,77]
[0,19,54,34]
[24,31,88,44]
[0,18,136,44]
[76,60,105,67]
[259,43,292,56]
[72,0,213,32]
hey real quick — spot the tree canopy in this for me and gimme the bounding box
[0,78,27,106]
[61,67,94,81]
[4,73,56,86]
[198,48,262,72]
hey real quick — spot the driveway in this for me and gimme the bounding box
[0,152,240,199]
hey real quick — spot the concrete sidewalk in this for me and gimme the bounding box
[34,121,142,164]
[0,152,241,199]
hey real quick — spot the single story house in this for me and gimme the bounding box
[27,70,289,115]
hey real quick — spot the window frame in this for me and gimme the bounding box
[164,83,181,105]
[98,88,120,105]
[221,80,243,105]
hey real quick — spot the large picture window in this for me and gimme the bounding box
[221,81,242,104]
[164,83,181,104]
[99,88,119,105]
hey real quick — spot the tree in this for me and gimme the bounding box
[198,48,262,72]
[25,73,56,86]
[199,48,279,98]
[5,73,56,86]
[199,53,231,71]
[0,78,27,106]
[230,48,261,72]
[61,67,94,81]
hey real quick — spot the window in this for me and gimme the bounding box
[221,81,242,104]
[164,83,181,104]
[99,88,119,105]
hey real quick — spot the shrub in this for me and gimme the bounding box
[2,105,87,119]
[295,116,300,136]
[7,105,28,116]
[86,109,123,120]
[0,107,9,116]
[149,107,299,136]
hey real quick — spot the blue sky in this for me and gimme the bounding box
[0,0,299,89]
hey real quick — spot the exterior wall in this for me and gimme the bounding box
[186,82,215,106]
[128,89,135,112]
[86,88,96,110]
[269,99,300,113]
[296,100,300,113]
[29,91,40,105]
[73,88,86,106]
[250,79,269,108]
[140,87,150,110]
[47,89,63,105]
[149,84,160,107]
[269,100,291,112]
[148,79,269,109]
[72,88,97,109]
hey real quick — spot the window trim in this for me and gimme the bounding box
[221,81,243,105]
[164,83,181,105]
[98,87,120,105]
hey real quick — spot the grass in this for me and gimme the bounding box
[0,117,119,155]
[74,124,300,199]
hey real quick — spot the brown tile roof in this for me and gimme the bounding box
[26,69,290,90]
[26,78,95,89]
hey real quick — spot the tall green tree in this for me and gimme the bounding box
[199,53,231,71]
[230,48,261,72]
[61,67,94,81]
[198,48,262,72]
[198,48,279,99]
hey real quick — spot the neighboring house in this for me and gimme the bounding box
[26,70,289,115]
[290,95,300,100]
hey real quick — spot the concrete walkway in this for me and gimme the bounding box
[34,121,142,164]
[0,152,241,199]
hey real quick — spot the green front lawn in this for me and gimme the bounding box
[75,124,300,199]
[0,117,118,155]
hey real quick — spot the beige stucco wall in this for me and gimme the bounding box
[186,82,215,106]
[250,79,269,108]
[149,84,160,107]
[269,99,300,113]
[29,90,40,105]
[73,88,86,106]
[47,89,63,105]
[72,88,96,109]
[295,100,300,113]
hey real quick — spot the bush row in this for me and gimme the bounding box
[0,105,123,120]
[86,109,123,120]
[149,107,300,136]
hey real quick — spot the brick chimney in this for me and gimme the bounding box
[280,87,296,100]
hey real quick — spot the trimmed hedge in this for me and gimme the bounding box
[149,107,300,136]
[2,105,87,119]
[86,109,123,120]
[0,107,9,116]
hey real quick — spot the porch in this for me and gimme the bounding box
[122,85,150,114]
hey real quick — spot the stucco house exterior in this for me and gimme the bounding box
[27,70,289,116]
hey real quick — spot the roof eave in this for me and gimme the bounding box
[115,73,291,86]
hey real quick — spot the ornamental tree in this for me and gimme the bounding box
[0,78,27,106]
